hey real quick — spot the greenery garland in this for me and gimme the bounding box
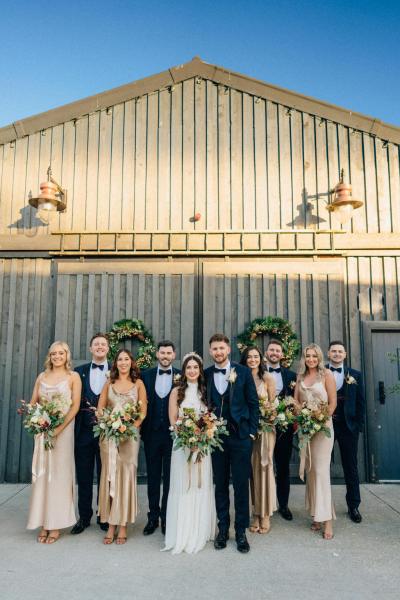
[236,316,300,367]
[107,318,156,368]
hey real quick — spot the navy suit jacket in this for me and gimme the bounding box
[279,367,297,397]
[327,365,365,433]
[140,366,181,442]
[204,362,259,439]
[74,361,111,438]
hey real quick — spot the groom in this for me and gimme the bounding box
[327,340,365,523]
[205,333,259,553]
[141,340,180,535]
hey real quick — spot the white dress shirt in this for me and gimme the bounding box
[329,363,344,391]
[213,361,230,395]
[266,362,283,395]
[89,360,108,395]
[155,364,173,398]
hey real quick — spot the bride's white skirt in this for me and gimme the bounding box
[163,448,216,554]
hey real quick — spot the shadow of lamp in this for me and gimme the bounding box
[28,166,67,223]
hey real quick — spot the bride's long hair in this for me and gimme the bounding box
[177,354,207,407]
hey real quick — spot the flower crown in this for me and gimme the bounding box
[182,351,203,364]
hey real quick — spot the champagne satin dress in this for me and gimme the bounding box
[27,377,76,530]
[250,382,277,519]
[98,384,141,526]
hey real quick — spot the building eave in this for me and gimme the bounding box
[1,56,399,145]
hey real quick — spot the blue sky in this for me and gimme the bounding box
[1,0,399,127]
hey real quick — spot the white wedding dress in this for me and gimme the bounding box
[163,382,216,554]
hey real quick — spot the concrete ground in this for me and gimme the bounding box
[1,484,399,600]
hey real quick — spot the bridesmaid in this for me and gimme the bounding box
[98,349,147,545]
[27,341,81,543]
[294,343,337,540]
[240,346,277,534]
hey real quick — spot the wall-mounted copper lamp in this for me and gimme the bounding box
[29,166,67,213]
[327,169,363,225]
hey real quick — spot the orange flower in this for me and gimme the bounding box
[119,424,127,433]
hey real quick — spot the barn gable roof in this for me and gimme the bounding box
[1,56,399,145]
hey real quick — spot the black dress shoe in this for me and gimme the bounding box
[235,532,250,553]
[348,507,362,523]
[96,516,109,531]
[143,519,159,535]
[71,519,91,534]
[279,506,293,521]
[161,521,166,535]
[214,529,229,550]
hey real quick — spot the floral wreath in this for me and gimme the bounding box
[236,316,300,367]
[107,318,156,368]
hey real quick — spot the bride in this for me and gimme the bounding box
[163,352,216,554]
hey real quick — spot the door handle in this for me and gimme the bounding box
[378,381,386,405]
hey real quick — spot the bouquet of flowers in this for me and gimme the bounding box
[275,396,297,432]
[258,396,279,433]
[170,407,228,463]
[18,395,66,450]
[93,400,142,446]
[296,402,331,448]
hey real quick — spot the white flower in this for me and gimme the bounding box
[278,413,286,421]
[185,419,194,427]
[301,408,310,415]
[100,423,106,430]
[173,374,181,384]
[289,381,296,390]
[30,416,39,424]
[314,424,321,431]
[345,374,357,385]
[273,398,280,408]
[189,437,196,443]
[105,370,111,379]
[228,368,237,384]
[112,419,122,429]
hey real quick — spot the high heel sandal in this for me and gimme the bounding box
[37,529,48,543]
[322,530,334,540]
[249,516,260,533]
[311,521,322,531]
[259,516,271,534]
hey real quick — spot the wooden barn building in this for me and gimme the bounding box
[1,57,399,483]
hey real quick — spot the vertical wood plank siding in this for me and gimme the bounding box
[1,78,399,234]
[1,255,400,481]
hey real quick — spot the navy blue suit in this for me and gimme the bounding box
[330,365,365,509]
[273,367,297,509]
[205,362,259,533]
[141,366,180,523]
[74,361,110,524]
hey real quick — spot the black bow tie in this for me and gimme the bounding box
[159,369,172,375]
[268,367,281,373]
[329,366,342,373]
[91,363,104,370]
[213,367,227,375]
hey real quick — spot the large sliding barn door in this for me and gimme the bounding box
[201,257,347,479]
[54,258,197,477]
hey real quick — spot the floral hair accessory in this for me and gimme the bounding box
[182,352,203,364]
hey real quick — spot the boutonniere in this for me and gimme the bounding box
[173,373,181,384]
[289,381,296,390]
[345,373,357,385]
[227,368,237,384]
[105,370,111,380]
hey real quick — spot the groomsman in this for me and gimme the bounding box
[264,339,297,521]
[141,340,180,535]
[72,333,111,534]
[327,340,365,523]
[205,333,259,553]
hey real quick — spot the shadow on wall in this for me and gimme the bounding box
[7,206,48,231]
[286,188,328,229]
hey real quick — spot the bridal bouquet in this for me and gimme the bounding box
[296,402,331,448]
[258,396,279,433]
[18,396,66,450]
[93,401,142,446]
[170,407,228,463]
[275,396,297,432]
